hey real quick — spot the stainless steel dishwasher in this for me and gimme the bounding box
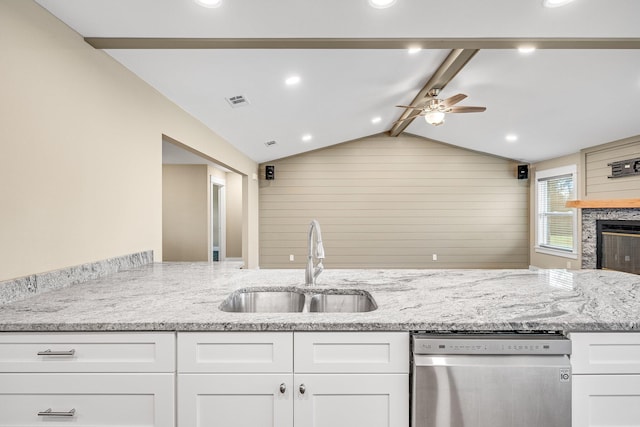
[412,333,572,427]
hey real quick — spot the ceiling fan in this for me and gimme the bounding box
[395,89,486,127]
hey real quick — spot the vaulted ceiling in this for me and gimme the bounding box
[35,0,640,164]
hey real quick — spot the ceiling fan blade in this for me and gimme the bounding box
[441,93,467,107]
[448,106,486,113]
[395,105,426,110]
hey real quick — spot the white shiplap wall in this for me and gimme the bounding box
[259,133,529,269]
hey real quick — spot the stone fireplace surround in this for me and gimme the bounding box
[582,208,640,269]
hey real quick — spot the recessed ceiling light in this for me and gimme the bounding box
[408,47,422,55]
[285,75,301,86]
[368,0,397,9]
[506,134,519,142]
[371,116,382,124]
[542,0,575,8]
[194,0,222,8]
[518,46,536,54]
[302,134,313,142]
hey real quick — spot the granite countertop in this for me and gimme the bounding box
[0,262,639,333]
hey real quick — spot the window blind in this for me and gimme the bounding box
[537,173,575,252]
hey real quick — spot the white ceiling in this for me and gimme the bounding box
[35,0,640,164]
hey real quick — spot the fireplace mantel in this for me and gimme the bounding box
[567,199,640,208]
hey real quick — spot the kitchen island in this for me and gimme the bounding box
[1,262,639,332]
[1,263,640,426]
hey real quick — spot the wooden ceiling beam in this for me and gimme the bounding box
[85,37,640,50]
[387,48,478,137]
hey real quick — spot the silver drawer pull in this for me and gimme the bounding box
[279,383,286,394]
[299,384,306,395]
[38,408,76,417]
[37,349,76,356]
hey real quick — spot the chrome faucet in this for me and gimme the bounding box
[305,219,325,285]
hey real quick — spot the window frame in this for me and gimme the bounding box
[534,165,579,259]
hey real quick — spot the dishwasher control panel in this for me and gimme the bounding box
[413,334,571,355]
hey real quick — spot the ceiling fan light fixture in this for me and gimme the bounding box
[368,0,397,9]
[424,111,445,126]
[542,0,575,8]
[194,0,222,8]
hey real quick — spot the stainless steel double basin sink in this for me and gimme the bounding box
[219,287,377,313]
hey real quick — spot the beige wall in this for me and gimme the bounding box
[259,133,529,269]
[583,136,640,199]
[226,172,243,258]
[162,165,210,262]
[0,1,259,281]
[529,153,582,269]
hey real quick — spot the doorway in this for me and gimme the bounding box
[161,137,244,264]
[211,176,226,262]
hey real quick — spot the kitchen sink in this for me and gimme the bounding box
[219,288,305,313]
[309,292,377,313]
[219,288,377,313]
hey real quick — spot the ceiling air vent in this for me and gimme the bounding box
[264,140,277,147]
[225,95,249,108]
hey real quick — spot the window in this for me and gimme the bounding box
[535,165,578,258]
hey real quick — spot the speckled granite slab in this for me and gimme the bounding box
[0,250,153,305]
[0,263,639,333]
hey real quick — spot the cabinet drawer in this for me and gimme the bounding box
[178,332,293,373]
[294,332,409,373]
[0,373,174,427]
[570,332,640,374]
[573,375,640,427]
[0,332,175,373]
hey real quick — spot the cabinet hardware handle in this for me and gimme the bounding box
[299,384,306,395]
[37,349,76,356]
[279,383,286,394]
[37,408,76,417]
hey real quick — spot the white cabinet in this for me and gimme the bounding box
[178,331,293,373]
[0,332,175,427]
[0,373,174,426]
[570,332,640,427]
[177,331,409,427]
[572,375,640,427]
[294,331,408,373]
[179,373,293,427]
[178,332,294,427]
[295,373,408,427]
[294,332,409,427]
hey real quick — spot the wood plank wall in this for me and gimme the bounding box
[259,133,529,269]
[584,137,640,199]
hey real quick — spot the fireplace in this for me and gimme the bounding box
[581,208,640,271]
[596,220,640,274]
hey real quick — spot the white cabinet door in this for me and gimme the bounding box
[178,374,293,427]
[294,374,408,427]
[0,373,174,427]
[573,375,640,427]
